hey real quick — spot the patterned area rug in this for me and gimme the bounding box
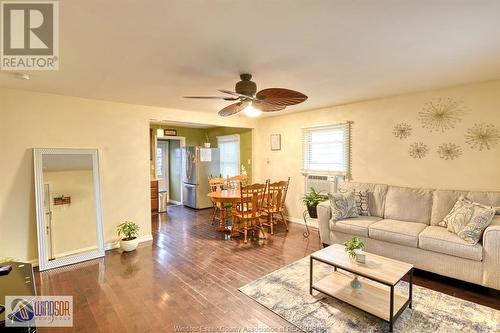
[239,257,500,333]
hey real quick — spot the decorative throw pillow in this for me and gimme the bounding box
[329,191,359,221]
[340,189,370,216]
[442,196,495,244]
[458,212,495,245]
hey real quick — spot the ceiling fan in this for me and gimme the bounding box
[184,73,308,117]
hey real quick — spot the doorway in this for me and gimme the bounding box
[156,136,185,210]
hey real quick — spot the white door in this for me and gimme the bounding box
[156,140,169,200]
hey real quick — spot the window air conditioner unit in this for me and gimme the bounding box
[304,174,340,195]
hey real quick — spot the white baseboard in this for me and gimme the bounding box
[105,234,153,251]
[168,200,182,205]
[27,234,154,267]
[285,215,318,229]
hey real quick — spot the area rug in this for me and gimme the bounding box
[239,257,500,333]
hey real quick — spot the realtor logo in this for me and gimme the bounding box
[5,296,73,327]
[1,0,59,70]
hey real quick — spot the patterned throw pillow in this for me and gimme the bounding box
[329,192,359,221]
[340,189,370,216]
[442,196,495,244]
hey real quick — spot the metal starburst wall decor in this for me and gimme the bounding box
[437,143,462,160]
[418,98,465,133]
[393,123,412,139]
[408,142,429,159]
[465,123,500,151]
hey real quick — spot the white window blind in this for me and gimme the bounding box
[302,122,351,175]
[217,134,240,177]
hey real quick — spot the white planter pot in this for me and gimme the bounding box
[120,237,139,252]
[354,249,366,263]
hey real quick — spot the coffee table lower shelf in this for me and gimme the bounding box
[312,271,408,323]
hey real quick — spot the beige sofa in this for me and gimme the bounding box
[317,182,500,290]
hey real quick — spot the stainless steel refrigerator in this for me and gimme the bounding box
[182,146,220,209]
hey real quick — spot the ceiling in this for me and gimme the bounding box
[2,0,500,116]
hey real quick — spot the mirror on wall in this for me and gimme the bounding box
[33,148,105,271]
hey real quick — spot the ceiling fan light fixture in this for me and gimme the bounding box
[243,103,262,117]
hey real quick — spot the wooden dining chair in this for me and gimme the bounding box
[232,182,268,243]
[226,175,248,190]
[262,178,290,235]
[208,177,229,225]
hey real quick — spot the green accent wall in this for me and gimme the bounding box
[151,125,206,146]
[151,124,253,181]
[206,127,253,181]
[168,140,182,202]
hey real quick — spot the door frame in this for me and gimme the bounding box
[157,135,186,205]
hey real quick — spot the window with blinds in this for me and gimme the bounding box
[302,122,351,175]
[217,134,240,177]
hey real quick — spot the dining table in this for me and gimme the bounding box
[207,189,242,237]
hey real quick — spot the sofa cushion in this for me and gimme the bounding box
[384,186,433,224]
[419,226,483,261]
[369,219,427,247]
[431,189,500,225]
[338,182,388,217]
[466,191,500,214]
[430,190,468,225]
[330,216,382,237]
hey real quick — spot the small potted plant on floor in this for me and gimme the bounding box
[117,221,140,252]
[301,187,328,218]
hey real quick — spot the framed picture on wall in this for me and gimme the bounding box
[270,134,281,151]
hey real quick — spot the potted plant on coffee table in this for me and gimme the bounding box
[301,187,328,218]
[343,237,365,260]
[344,237,366,288]
[117,221,140,252]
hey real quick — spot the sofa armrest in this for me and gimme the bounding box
[482,215,500,289]
[317,200,332,245]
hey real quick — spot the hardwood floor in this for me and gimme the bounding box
[34,205,499,332]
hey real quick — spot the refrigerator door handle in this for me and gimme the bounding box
[184,183,196,187]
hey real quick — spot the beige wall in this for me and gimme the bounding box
[43,170,97,257]
[0,88,257,262]
[254,80,500,220]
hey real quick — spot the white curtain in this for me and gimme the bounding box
[217,134,240,177]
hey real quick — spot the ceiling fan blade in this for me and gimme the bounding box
[253,100,286,112]
[218,89,254,100]
[184,96,239,101]
[218,101,250,117]
[256,88,307,106]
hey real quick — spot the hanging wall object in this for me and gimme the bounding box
[270,134,281,151]
[393,123,412,139]
[418,98,465,133]
[437,143,462,160]
[465,123,500,151]
[408,142,429,159]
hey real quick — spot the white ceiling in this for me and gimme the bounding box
[2,0,500,116]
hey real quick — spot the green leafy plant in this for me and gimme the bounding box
[301,187,328,208]
[344,237,365,259]
[117,221,140,241]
